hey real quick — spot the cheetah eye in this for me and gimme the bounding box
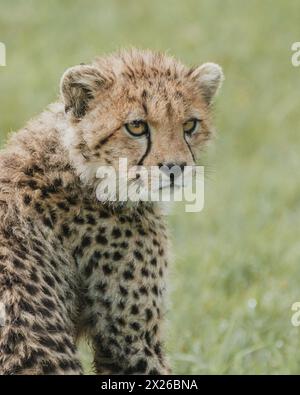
[125,120,149,137]
[183,119,200,136]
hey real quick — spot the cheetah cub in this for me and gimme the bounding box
[0,49,223,375]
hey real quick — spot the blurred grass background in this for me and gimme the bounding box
[1,0,300,374]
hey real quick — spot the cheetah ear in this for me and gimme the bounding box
[191,63,224,105]
[60,65,107,119]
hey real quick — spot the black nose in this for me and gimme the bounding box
[158,162,187,171]
[158,162,187,183]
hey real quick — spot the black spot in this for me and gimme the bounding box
[24,165,42,177]
[53,178,62,188]
[117,317,126,326]
[99,210,110,219]
[139,286,148,295]
[28,180,38,190]
[42,360,56,374]
[144,347,152,357]
[123,270,134,280]
[125,229,133,237]
[149,368,160,375]
[145,308,153,321]
[153,239,159,246]
[102,264,113,275]
[131,305,139,315]
[101,298,112,309]
[63,336,76,353]
[152,285,159,296]
[37,306,52,317]
[30,271,39,282]
[119,285,128,296]
[154,342,162,358]
[32,323,43,333]
[22,352,38,369]
[15,247,28,260]
[145,331,152,347]
[41,297,55,311]
[134,250,143,261]
[56,341,67,354]
[43,217,53,229]
[133,290,139,299]
[43,274,55,287]
[84,263,93,278]
[135,240,143,248]
[130,322,140,331]
[50,211,57,224]
[49,259,58,270]
[32,246,44,257]
[57,201,69,212]
[19,300,35,315]
[24,283,39,296]
[53,273,61,285]
[86,214,96,225]
[12,257,25,269]
[141,267,149,277]
[59,359,71,371]
[134,358,148,373]
[39,336,56,349]
[113,251,122,261]
[112,227,122,238]
[61,224,71,238]
[81,236,92,248]
[23,194,32,205]
[96,234,108,245]
[41,184,57,197]
[85,251,101,277]
[66,195,78,205]
[13,317,25,328]
[42,285,52,297]
[159,248,164,256]
[74,215,85,224]
[73,246,83,259]
[125,335,133,344]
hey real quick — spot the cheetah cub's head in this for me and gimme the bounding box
[60,49,223,202]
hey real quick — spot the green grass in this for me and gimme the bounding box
[1,0,300,374]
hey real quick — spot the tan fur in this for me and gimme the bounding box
[0,49,222,374]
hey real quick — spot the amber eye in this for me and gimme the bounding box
[183,119,199,136]
[125,120,149,137]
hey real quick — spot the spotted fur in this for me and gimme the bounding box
[0,49,223,374]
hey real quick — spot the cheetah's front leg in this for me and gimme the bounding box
[80,247,170,374]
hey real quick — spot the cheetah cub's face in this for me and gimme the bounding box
[61,49,223,199]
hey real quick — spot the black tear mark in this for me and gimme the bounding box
[137,133,152,166]
[183,133,196,163]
